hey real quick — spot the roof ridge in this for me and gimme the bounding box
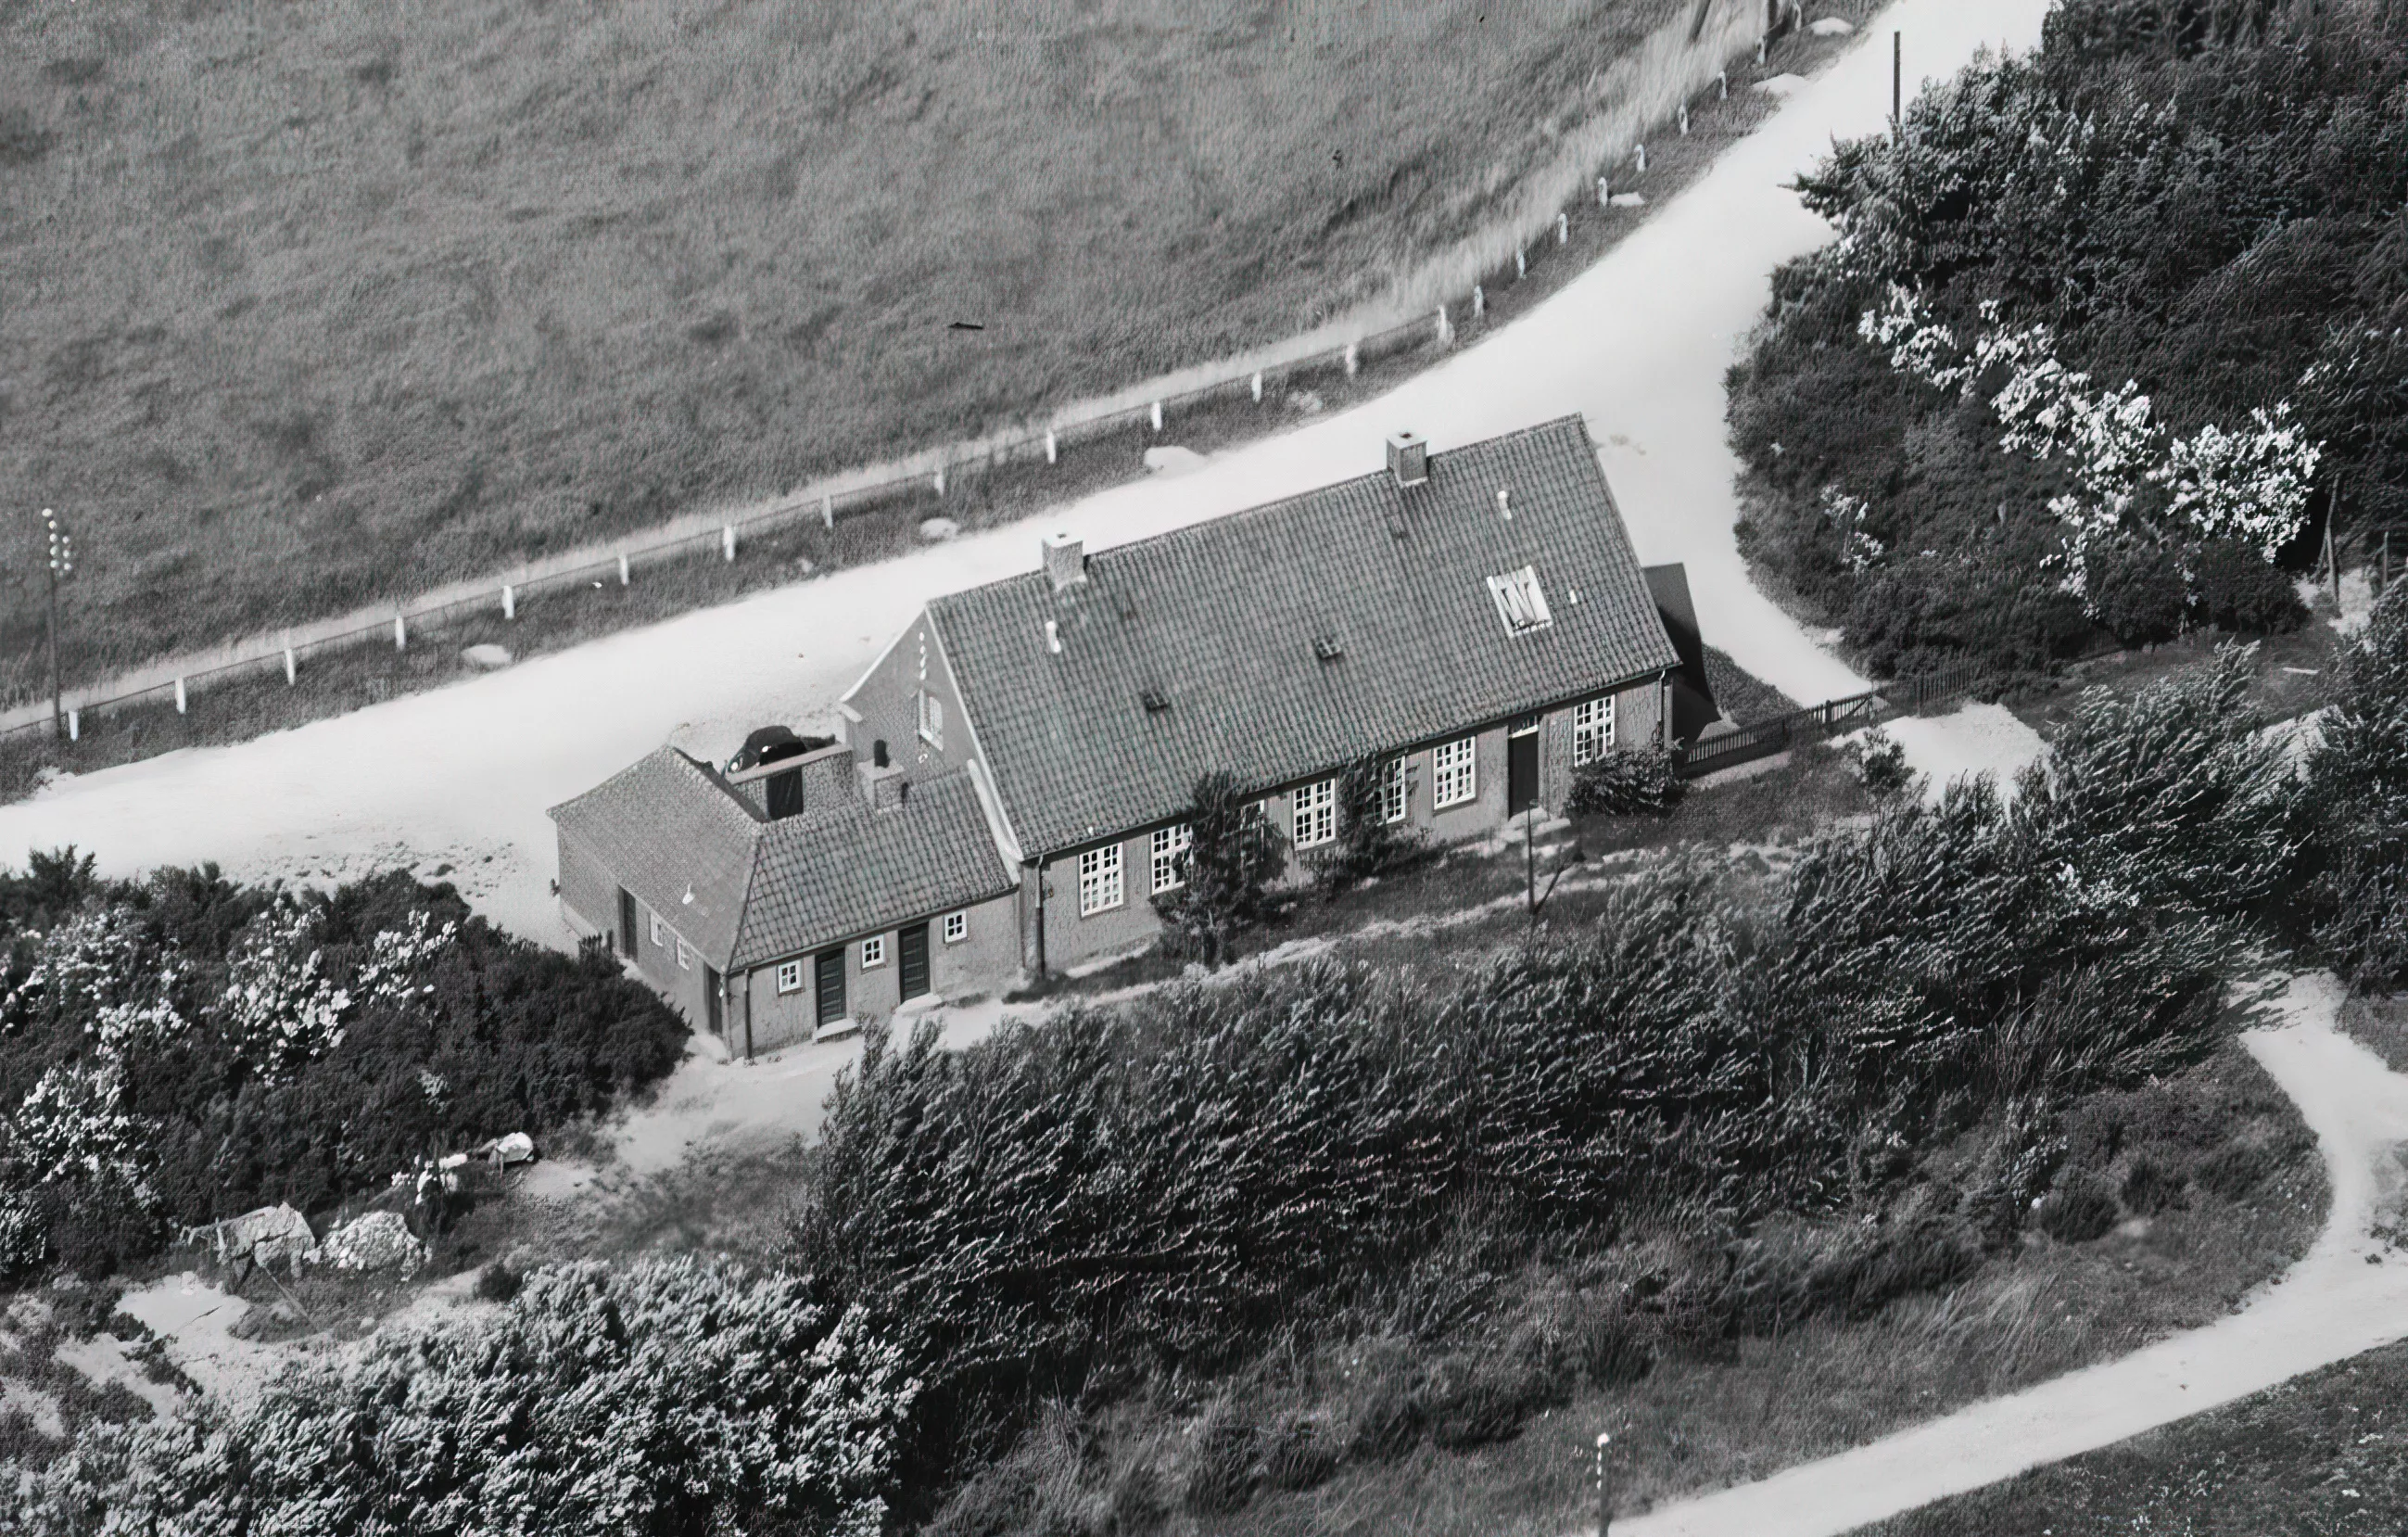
[931,414,1592,613]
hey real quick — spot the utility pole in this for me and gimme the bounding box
[1893,32,1903,133]
[39,507,71,742]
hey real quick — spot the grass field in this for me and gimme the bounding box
[0,0,1742,703]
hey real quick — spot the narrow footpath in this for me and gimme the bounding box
[1606,973,2408,1537]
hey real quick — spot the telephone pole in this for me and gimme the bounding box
[1893,32,1903,133]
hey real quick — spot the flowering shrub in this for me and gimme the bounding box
[217,899,355,1084]
[7,1257,917,1537]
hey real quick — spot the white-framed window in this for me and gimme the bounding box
[1292,779,1337,849]
[675,939,692,972]
[649,912,668,948]
[777,959,805,994]
[1379,758,1408,825]
[1150,824,1192,894]
[919,690,945,749]
[1432,736,1478,808]
[1573,695,1616,766]
[1078,844,1124,916]
[861,934,887,968]
[943,910,968,944]
[1486,565,1554,634]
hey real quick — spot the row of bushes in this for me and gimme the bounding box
[1727,0,2406,678]
[0,865,688,1279]
[798,642,2312,1503]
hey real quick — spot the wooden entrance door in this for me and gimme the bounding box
[1507,721,1541,813]
[897,922,931,1002]
[815,948,847,1030]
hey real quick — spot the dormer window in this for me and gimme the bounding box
[1487,565,1553,634]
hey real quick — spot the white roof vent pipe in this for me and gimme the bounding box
[1045,618,1062,654]
[1042,530,1086,591]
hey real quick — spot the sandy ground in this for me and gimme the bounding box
[1610,972,2408,1537]
[0,0,2049,948]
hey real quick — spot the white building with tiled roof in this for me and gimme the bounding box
[551,415,1706,1055]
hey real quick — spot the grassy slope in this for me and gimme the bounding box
[1856,1338,2408,1536]
[0,0,1686,697]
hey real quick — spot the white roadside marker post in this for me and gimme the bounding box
[501,583,515,620]
[284,647,296,685]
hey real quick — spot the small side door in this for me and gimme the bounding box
[897,921,931,1003]
[815,947,847,1031]
[617,888,639,958]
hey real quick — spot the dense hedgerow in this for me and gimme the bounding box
[0,864,686,1278]
[2304,588,2408,984]
[798,656,2296,1486]
[8,1257,914,1537]
[1727,0,2407,677]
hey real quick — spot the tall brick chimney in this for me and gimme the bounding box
[1387,430,1428,488]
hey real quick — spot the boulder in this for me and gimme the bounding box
[320,1211,425,1274]
[918,516,961,542]
[1809,16,1855,36]
[191,1203,316,1272]
[1142,445,1207,476]
[462,643,513,670]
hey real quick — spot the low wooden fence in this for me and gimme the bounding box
[1671,661,1985,780]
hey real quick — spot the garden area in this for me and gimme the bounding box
[1724,0,2408,684]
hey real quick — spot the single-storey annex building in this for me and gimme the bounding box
[551,414,1711,1055]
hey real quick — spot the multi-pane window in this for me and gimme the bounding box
[1573,695,1616,766]
[919,691,945,749]
[1379,758,1409,824]
[943,910,969,944]
[777,959,805,994]
[1486,565,1554,634]
[1432,737,1478,808]
[1150,824,1192,893]
[1292,779,1337,849]
[861,934,887,968]
[649,912,668,948]
[675,939,692,972]
[1079,845,1124,915]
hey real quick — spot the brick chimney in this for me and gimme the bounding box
[1387,430,1428,488]
[1042,530,1085,591]
[859,762,908,812]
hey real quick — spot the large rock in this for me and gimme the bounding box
[190,1203,316,1272]
[319,1211,425,1274]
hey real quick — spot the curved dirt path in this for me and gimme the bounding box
[1607,973,2408,1537]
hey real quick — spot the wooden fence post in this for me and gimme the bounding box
[1149,400,1163,433]
[66,708,77,743]
[820,496,834,529]
[1251,371,1263,402]
[1516,247,1527,279]
[1598,174,1611,207]
[933,466,946,496]
[1436,304,1451,344]
[174,678,186,715]
[1556,210,1568,245]
[1473,284,1486,319]
[1679,102,1690,135]
[1758,33,1768,63]
[722,527,736,562]
[394,614,407,652]
[501,583,515,620]
[618,553,630,585]
[1045,429,1058,464]
[1635,142,1647,173]
[1719,69,1730,98]
[1344,342,1359,377]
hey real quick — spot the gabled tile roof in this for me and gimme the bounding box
[927,415,1679,857]
[729,771,1016,971]
[548,749,761,967]
[548,751,1015,972]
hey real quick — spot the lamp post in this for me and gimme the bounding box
[1596,1430,1613,1535]
[38,507,71,742]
